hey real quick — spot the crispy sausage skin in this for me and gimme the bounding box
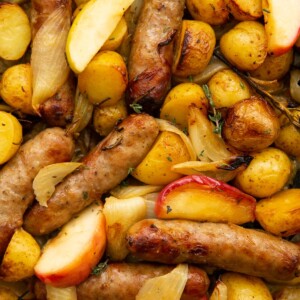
[127,0,185,114]
[126,219,300,281]
[31,0,75,127]
[0,128,75,256]
[24,114,159,235]
[34,263,209,300]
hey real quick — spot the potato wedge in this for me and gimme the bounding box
[0,3,31,60]
[78,51,128,106]
[256,189,300,237]
[221,272,272,300]
[173,20,216,77]
[0,228,41,282]
[225,0,263,21]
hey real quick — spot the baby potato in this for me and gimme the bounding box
[275,123,300,158]
[250,50,294,80]
[221,272,272,300]
[78,50,128,106]
[173,20,216,77]
[0,111,22,165]
[132,131,190,185]
[225,0,263,21]
[0,228,41,282]
[160,83,208,130]
[186,0,229,26]
[0,63,34,115]
[93,98,128,136]
[256,189,300,237]
[234,147,292,198]
[220,21,267,71]
[0,3,31,60]
[101,17,128,51]
[222,96,280,152]
[208,69,252,108]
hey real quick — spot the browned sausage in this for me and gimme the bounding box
[0,128,75,256]
[24,114,159,235]
[126,219,300,281]
[34,263,209,300]
[31,0,75,127]
[126,0,185,114]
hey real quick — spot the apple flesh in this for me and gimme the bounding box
[34,203,106,287]
[155,175,256,224]
[262,0,300,56]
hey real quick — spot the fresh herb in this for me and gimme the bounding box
[166,205,172,214]
[167,156,173,162]
[199,150,205,157]
[91,259,109,275]
[262,8,270,13]
[210,3,216,11]
[128,167,135,175]
[188,75,194,82]
[82,191,89,200]
[183,127,188,135]
[240,81,245,89]
[121,179,129,187]
[130,103,143,113]
[203,84,224,136]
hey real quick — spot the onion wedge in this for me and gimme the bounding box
[33,162,82,207]
[136,264,189,300]
[46,285,77,300]
[110,184,162,199]
[31,7,71,112]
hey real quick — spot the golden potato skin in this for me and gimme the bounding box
[208,69,252,108]
[173,20,216,77]
[234,147,292,198]
[221,272,272,300]
[225,0,263,21]
[0,63,34,115]
[186,0,229,26]
[222,96,280,152]
[256,189,300,237]
[250,50,294,80]
[220,21,267,71]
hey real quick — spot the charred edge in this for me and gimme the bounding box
[177,30,193,70]
[158,29,177,49]
[218,155,253,171]
[101,137,123,151]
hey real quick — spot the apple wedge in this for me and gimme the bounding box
[66,0,134,73]
[34,203,106,287]
[155,175,256,224]
[262,0,300,56]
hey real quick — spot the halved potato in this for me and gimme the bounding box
[0,228,41,282]
[173,20,216,77]
[0,3,31,60]
[226,0,263,21]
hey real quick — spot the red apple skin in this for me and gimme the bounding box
[155,175,256,224]
[34,210,106,288]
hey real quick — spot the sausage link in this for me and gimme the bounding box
[127,0,185,114]
[24,114,159,235]
[0,128,75,256]
[126,219,300,281]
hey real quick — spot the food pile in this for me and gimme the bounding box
[0,0,300,299]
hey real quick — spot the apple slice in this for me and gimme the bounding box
[262,0,300,56]
[155,175,256,224]
[34,203,106,287]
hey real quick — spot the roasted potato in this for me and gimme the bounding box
[221,272,272,300]
[93,98,128,136]
[234,147,292,198]
[256,189,300,237]
[0,3,31,60]
[220,21,267,71]
[173,20,216,77]
[0,64,34,115]
[225,0,263,21]
[132,131,190,185]
[160,83,208,130]
[208,69,252,108]
[78,50,128,106]
[250,50,294,80]
[186,0,229,25]
[222,96,280,152]
[0,228,41,282]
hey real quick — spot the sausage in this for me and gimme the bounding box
[126,0,185,114]
[31,0,75,127]
[33,263,209,300]
[0,128,75,256]
[24,114,160,235]
[126,219,300,281]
